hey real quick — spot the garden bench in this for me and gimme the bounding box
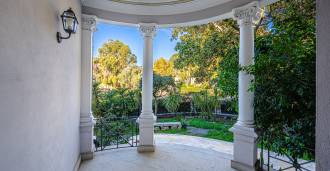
[155,122,181,130]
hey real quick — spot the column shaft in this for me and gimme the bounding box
[80,14,97,160]
[238,18,255,127]
[230,2,260,171]
[141,35,154,115]
[138,23,157,153]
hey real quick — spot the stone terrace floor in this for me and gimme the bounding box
[79,134,235,171]
[79,134,315,171]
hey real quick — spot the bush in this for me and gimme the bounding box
[162,94,183,113]
[92,84,141,118]
[192,91,217,118]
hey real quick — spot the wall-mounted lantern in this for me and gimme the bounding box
[57,8,79,43]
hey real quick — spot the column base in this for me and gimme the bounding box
[230,123,258,171]
[231,160,257,171]
[137,145,155,153]
[80,115,95,160]
[137,113,156,152]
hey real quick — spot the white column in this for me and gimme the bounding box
[137,23,157,153]
[80,14,97,160]
[230,2,261,171]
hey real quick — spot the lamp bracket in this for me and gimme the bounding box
[57,32,71,43]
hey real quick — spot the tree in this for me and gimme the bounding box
[172,0,316,162]
[117,65,142,89]
[172,20,239,86]
[153,57,173,76]
[152,74,175,114]
[172,19,240,109]
[93,40,141,89]
[251,0,316,161]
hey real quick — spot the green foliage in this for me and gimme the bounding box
[172,0,316,160]
[92,86,140,118]
[217,46,239,102]
[251,0,316,159]
[172,20,240,112]
[179,84,208,94]
[192,91,218,118]
[156,118,234,142]
[188,118,234,130]
[92,82,103,117]
[153,57,173,76]
[205,129,233,142]
[162,94,183,113]
[172,20,239,87]
[93,40,141,89]
[153,74,176,114]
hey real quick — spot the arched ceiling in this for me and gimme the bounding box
[81,0,277,27]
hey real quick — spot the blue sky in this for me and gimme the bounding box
[93,22,178,66]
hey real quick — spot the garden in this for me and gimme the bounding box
[92,0,315,170]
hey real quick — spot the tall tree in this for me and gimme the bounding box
[172,19,240,108]
[152,74,175,114]
[93,40,140,89]
[153,57,173,76]
[172,20,239,86]
[172,0,316,161]
[169,54,198,86]
[252,0,316,160]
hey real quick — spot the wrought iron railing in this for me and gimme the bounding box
[93,116,139,151]
[258,134,315,171]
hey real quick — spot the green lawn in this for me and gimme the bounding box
[156,118,234,142]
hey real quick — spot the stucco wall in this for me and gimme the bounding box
[316,0,330,170]
[0,0,81,171]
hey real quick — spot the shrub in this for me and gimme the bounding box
[192,91,218,118]
[162,94,183,113]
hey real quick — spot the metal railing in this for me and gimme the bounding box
[258,135,315,171]
[93,116,139,151]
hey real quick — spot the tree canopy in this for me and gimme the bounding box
[93,40,141,89]
[153,57,173,76]
[252,0,316,159]
[91,0,315,161]
[172,0,315,160]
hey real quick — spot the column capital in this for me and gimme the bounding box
[82,14,97,32]
[232,1,263,26]
[139,23,157,38]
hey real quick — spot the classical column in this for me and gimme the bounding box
[230,2,261,171]
[137,23,157,153]
[80,14,97,160]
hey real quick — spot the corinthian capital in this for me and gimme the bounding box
[82,14,97,32]
[139,23,157,38]
[232,1,263,26]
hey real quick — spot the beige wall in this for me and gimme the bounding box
[0,0,82,171]
[316,0,330,170]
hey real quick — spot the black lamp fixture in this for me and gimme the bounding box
[57,8,79,43]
